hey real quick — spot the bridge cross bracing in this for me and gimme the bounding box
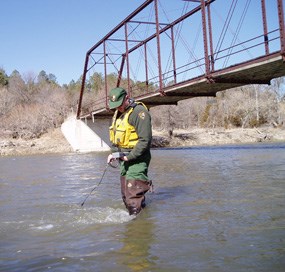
[76,0,285,119]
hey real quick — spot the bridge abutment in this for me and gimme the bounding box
[61,115,111,152]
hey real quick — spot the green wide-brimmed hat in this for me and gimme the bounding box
[109,87,127,109]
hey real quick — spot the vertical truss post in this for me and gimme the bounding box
[261,0,269,55]
[277,0,285,60]
[200,0,210,77]
[171,26,177,84]
[154,0,164,95]
[117,54,126,87]
[144,43,149,92]
[76,54,89,118]
[124,22,131,96]
[207,2,214,72]
[103,40,108,109]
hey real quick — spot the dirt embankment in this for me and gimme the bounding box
[1,126,285,156]
[151,127,285,148]
[0,128,73,156]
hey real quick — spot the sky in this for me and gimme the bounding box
[0,0,146,85]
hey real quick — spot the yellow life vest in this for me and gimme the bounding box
[109,102,147,148]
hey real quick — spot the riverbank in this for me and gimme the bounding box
[1,126,285,156]
[152,126,285,147]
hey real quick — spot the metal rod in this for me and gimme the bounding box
[80,164,109,207]
[117,54,126,87]
[207,2,215,71]
[76,54,89,119]
[154,0,164,95]
[103,41,108,109]
[124,22,131,96]
[171,26,177,84]
[277,0,285,59]
[144,43,149,91]
[261,0,269,55]
[201,0,210,76]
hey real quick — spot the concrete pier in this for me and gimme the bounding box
[61,115,110,152]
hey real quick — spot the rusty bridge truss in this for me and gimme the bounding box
[77,0,285,119]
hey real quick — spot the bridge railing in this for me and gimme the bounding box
[77,0,285,119]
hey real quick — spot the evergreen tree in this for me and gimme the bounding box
[0,68,9,86]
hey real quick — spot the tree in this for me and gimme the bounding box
[37,70,49,83]
[105,73,118,90]
[8,70,30,103]
[270,77,285,125]
[0,68,8,86]
[48,73,57,84]
[88,72,103,92]
[37,70,57,84]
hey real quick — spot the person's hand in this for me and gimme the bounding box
[107,154,115,164]
[107,153,129,165]
[121,156,129,161]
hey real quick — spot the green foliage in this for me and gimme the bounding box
[0,68,9,86]
[10,69,21,78]
[37,70,57,84]
[88,72,103,92]
[67,79,81,93]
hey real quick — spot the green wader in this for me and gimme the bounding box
[120,150,152,215]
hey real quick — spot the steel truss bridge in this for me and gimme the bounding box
[76,0,285,119]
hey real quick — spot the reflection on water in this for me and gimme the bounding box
[112,214,157,271]
[0,143,285,271]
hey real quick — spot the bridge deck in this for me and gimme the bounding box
[90,53,285,118]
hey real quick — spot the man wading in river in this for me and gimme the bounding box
[107,87,153,216]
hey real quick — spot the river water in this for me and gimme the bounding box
[1,143,285,272]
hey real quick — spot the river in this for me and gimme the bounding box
[1,143,285,271]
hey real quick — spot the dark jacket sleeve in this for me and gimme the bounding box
[127,104,152,160]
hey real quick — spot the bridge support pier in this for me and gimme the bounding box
[61,115,110,152]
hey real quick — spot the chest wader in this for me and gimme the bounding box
[110,103,152,216]
[120,176,153,215]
